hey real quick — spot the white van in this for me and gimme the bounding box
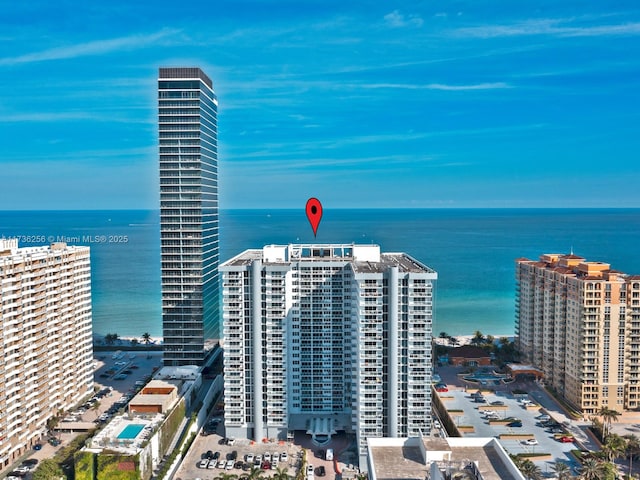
[325,449,333,461]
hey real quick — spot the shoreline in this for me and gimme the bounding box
[93,333,163,347]
[434,334,515,347]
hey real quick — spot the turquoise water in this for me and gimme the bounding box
[117,424,145,439]
[2,208,640,338]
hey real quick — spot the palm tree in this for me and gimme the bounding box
[471,330,485,346]
[578,457,604,480]
[623,433,640,477]
[599,407,620,438]
[241,466,264,480]
[130,338,139,346]
[92,401,101,419]
[519,459,542,480]
[448,336,459,347]
[142,332,152,344]
[551,461,572,480]
[216,474,238,480]
[272,466,289,480]
[46,416,60,439]
[603,433,626,463]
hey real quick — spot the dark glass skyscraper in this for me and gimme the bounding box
[158,67,219,366]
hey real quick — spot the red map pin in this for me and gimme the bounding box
[305,198,323,237]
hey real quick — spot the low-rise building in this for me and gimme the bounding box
[367,436,526,480]
[129,380,179,414]
[448,346,491,367]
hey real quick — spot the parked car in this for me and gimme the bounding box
[490,401,504,406]
[523,439,538,446]
[508,421,522,427]
[558,436,574,443]
[262,461,271,470]
[435,383,447,390]
[307,465,315,475]
[225,460,234,470]
[280,452,288,462]
[435,386,448,392]
[198,459,209,469]
[246,454,255,463]
[537,414,551,421]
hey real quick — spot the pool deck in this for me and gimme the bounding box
[88,414,163,454]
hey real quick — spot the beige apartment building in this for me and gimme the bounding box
[0,239,94,468]
[516,253,640,415]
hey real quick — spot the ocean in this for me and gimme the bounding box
[1,209,639,339]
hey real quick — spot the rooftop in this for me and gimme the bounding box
[221,244,436,276]
[368,437,525,480]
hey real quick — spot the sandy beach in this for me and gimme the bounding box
[93,333,163,346]
[434,333,515,346]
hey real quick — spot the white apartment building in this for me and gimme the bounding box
[220,244,437,466]
[0,239,93,468]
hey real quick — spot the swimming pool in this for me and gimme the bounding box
[117,424,145,439]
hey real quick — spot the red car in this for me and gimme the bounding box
[559,436,574,443]
[435,387,448,392]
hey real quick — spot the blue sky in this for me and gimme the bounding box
[1,1,639,209]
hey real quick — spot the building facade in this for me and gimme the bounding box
[159,67,219,366]
[220,244,437,466]
[0,239,93,467]
[516,253,640,414]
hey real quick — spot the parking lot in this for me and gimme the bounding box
[0,351,163,479]
[175,419,352,480]
[434,365,584,474]
[175,424,305,480]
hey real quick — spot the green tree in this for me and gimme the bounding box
[552,461,573,480]
[241,466,265,480]
[92,400,101,419]
[46,415,60,438]
[273,466,289,480]
[603,433,626,463]
[142,332,152,344]
[448,336,459,347]
[599,407,621,439]
[471,330,485,346]
[32,459,64,480]
[579,457,605,480]
[216,474,239,480]
[519,459,543,480]
[623,433,640,478]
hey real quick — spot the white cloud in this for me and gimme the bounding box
[357,82,511,91]
[0,28,179,66]
[384,10,424,28]
[453,18,640,39]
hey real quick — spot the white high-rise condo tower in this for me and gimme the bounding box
[159,67,219,366]
[220,244,437,467]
